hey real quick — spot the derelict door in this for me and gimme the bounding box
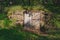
[24,11,40,30]
[24,12,32,27]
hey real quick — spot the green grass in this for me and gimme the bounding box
[0,29,25,40]
[0,28,60,40]
[0,13,7,20]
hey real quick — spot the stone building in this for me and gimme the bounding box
[8,9,51,34]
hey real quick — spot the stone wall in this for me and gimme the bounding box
[8,10,24,25]
[8,10,51,34]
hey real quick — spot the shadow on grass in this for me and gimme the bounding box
[0,29,26,40]
[0,28,60,40]
[47,29,60,35]
[0,13,8,20]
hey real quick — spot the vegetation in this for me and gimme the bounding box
[0,0,60,40]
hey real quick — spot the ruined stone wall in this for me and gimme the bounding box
[8,10,24,25]
[31,10,45,30]
[8,10,51,34]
